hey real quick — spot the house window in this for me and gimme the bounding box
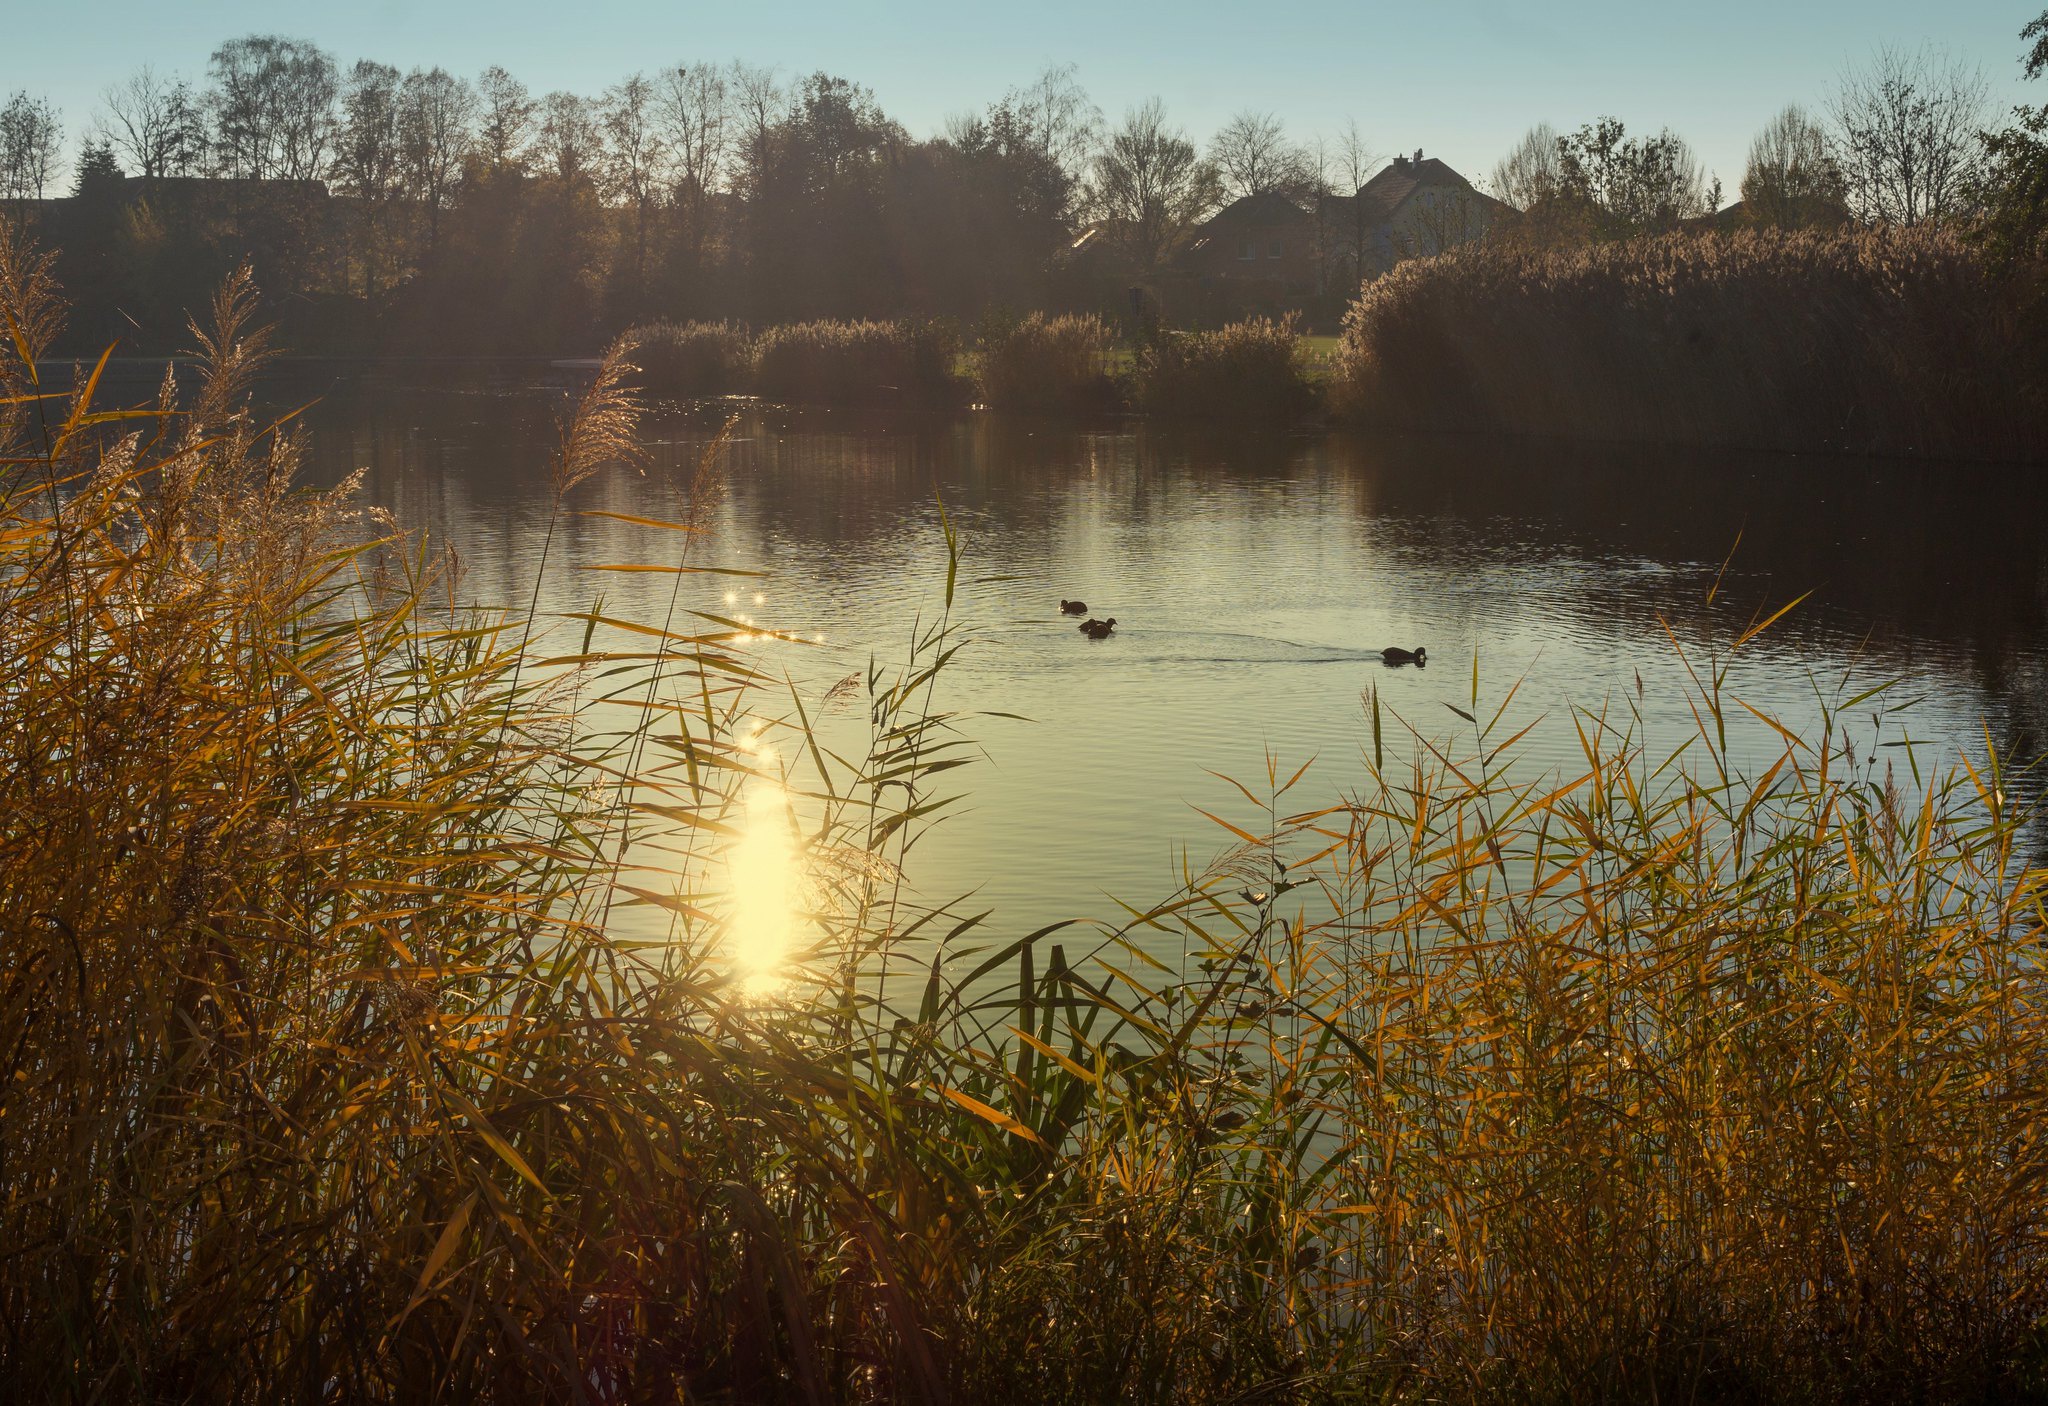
[1237,240,1257,261]
[1267,240,1284,259]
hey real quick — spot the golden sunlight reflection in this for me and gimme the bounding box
[725,725,802,996]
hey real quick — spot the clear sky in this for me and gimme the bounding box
[5,1,2041,195]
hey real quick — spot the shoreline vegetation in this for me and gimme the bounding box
[624,228,2048,460]
[633,310,1325,427]
[1332,227,2048,462]
[7,232,2048,1401]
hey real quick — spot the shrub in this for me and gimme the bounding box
[752,318,964,407]
[1131,315,1315,421]
[1330,227,2048,461]
[976,312,1120,413]
[630,319,753,396]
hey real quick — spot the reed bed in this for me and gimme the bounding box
[1132,315,1317,422]
[5,228,2048,1403]
[1330,227,2048,461]
[974,312,1120,414]
[752,318,965,408]
[632,319,755,397]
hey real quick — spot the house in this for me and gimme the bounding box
[1176,192,1319,293]
[1318,151,1503,287]
[1159,151,1502,323]
[1149,193,1318,324]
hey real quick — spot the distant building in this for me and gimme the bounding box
[1318,151,1503,288]
[1160,151,1502,324]
[1175,192,1320,300]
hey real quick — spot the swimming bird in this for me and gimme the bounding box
[1380,646,1427,666]
[1060,599,1088,615]
[1080,617,1117,638]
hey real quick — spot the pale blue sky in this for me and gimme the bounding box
[6,1,2041,195]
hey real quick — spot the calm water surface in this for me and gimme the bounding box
[290,368,2048,952]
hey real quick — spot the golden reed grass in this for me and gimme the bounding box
[1131,314,1317,423]
[4,222,2048,1401]
[974,312,1119,414]
[630,320,755,397]
[628,312,1314,422]
[1331,226,2048,462]
[751,319,963,407]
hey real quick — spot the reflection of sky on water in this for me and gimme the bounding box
[292,374,2048,961]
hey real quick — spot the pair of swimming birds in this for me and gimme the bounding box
[1060,600,1115,638]
[1063,599,1423,662]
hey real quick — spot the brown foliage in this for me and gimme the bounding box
[975,311,1118,414]
[632,319,755,397]
[1132,315,1315,422]
[1330,227,2048,460]
[752,318,965,407]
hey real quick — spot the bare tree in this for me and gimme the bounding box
[475,65,536,171]
[0,93,63,201]
[1829,46,1990,226]
[206,35,339,182]
[1004,63,1100,180]
[1089,98,1221,270]
[398,67,476,245]
[659,65,730,196]
[730,63,785,189]
[1332,119,1378,194]
[538,91,601,187]
[659,64,731,274]
[336,61,402,292]
[337,62,401,199]
[97,67,202,181]
[601,73,667,286]
[1318,118,1382,288]
[1490,123,1562,211]
[1741,105,1847,227]
[1209,109,1308,200]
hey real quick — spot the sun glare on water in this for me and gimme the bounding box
[726,728,803,996]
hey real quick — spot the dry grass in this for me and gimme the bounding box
[1331,226,2048,461]
[6,222,2048,1402]
[632,319,755,397]
[752,318,965,408]
[975,312,1119,414]
[1133,315,1317,422]
[0,225,989,1400]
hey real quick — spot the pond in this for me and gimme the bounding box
[290,366,2048,955]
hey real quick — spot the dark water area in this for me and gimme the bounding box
[241,361,2048,947]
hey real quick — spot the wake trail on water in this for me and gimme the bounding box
[988,625,1410,669]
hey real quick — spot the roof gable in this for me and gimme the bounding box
[1202,191,1314,230]
[1346,155,1477,225]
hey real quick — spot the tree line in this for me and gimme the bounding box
[2,27,2043,353]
